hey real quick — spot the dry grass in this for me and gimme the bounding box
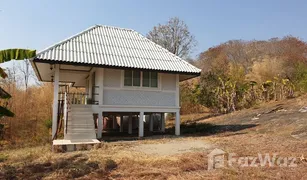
[1,96,307,179]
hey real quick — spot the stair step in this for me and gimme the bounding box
[64,108,96,140]
[67,116,93,119]
[70,113,93,116]
[68,119,93,122]
[67,124,93,126]
[67,124,94,128]
[67,130,95,134]
[70,112,93,115]
[70,109,93,113]
[67,125,94,128]
[70,106,92,109]
[68,117,93,121]
[64,133,96,140]
[66,124,94,127]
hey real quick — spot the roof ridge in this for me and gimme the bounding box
[95,24,134,31]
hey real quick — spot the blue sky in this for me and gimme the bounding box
[1,0,307,58]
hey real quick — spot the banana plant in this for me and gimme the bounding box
[0,49,36,118]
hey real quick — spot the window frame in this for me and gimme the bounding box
[142,71,158,88]
[122,70,160,90]
[124,70,141,87]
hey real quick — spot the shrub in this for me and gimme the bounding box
[44,119,52,130]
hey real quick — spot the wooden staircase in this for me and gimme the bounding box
[64,105,96,140]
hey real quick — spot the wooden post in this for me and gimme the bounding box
[52,64,59,140]
[95,68,104,105]
[175,74,180,136]
[63,92,67,135]
[120,115,124,132]
[128,114,132,134]
[97,112,103,138]
[175,110,180,136]
[149,114,154,132]
[161,113,165,132]
[175,74,179,107]
[113,115,117,129]
[139,112,144,137]
[73,93,75,104]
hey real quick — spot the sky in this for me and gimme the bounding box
[1,0,307,59]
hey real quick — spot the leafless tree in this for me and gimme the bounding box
[147,17,196,58]
[18,59,35,90]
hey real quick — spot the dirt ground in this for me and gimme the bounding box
[130,139,214,156]
[1,95,307,179]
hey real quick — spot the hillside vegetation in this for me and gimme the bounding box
[181,36,307,114]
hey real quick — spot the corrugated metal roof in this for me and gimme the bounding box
[34,25,201,74]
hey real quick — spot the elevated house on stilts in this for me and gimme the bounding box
[31,25,201,150]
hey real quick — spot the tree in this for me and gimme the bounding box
[18,59,35,90]
[147,17,196,58]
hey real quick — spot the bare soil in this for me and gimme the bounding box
[130,139,214,156]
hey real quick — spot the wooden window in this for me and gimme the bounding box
[142,71,150,87]
[124,70,158,88]
[124,70,140,87]
[151,72,158,87]
[142,71,158,88]
[124,70,132,86]
[133,70,141,86]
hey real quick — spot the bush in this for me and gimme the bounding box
[104,159,117,171]
[0,154,8,162]
[44,119,52,130]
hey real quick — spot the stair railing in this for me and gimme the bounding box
[64,92,71,134]
[69,93,89,104]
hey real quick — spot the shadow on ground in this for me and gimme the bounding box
[183,113,222,124]
[166,123,258,137]
[0,153,116,179]
[100,122,258,142]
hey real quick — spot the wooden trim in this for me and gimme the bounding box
[59,68,91,72]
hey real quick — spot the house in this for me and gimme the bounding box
[31,25,201,146]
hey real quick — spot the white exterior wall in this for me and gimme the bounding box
[92,68,178,107]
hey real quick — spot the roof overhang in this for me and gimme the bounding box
[31,60,92,87]
[32,58,201,83]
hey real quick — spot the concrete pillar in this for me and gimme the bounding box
[97,112,103,138]
[161,113,165,132]
[113,115,117,129]
[175,110,180,136]
[149,114,154,132]
[120,115,124,132]
[52,64,59,140]
[128,114,132,134]
[139,112,144,137]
